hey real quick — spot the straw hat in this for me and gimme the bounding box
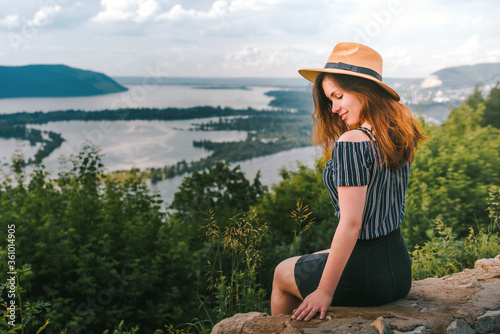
[299,42,400,101]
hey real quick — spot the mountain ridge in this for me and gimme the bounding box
[113,62,500,87]
[422,62,500,89]
[0,64,128,99]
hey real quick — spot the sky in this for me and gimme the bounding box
[0,0,499,79]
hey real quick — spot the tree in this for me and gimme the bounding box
[256,160,336,254]
[168,162,267,243]
[404,101,500,247]
[0,145,201,333]
[464,85,485,111]
[482,84,500,128]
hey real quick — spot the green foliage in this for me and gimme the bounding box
[404,100,500,247]
[253,160,336,295]
[0,145,201,333]
[0,122,64,166]
[464,85,485,111]
[1,86,499,334]
[411,219,500,281]
[101,320,139,334]
[290,199,315,256]
[486,185,500,231]
[164,324,193,334]
[0,266,51,334]
[481,84,500,128]
[257,160,336,254]
[169,162,266,247]
[0,106,252,125]
[201,209,270,323]
[264,90,313,114]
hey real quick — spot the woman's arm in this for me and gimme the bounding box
[292,185,367,321]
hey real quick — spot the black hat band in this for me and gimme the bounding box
[324,62,382,81]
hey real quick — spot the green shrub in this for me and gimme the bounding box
[411,219,500,281]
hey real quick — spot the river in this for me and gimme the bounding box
[0,84,317,203]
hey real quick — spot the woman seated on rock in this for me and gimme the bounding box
[271,42,426,321]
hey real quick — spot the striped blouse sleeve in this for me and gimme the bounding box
[332,142,373,187]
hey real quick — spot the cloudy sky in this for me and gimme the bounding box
[1,0,499,79]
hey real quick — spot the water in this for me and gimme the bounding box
[153,146,318,204]
[0,84,317,202]
[0,139,42,166]
[0,85,277,114]
[19,119,318,204]
[25,118,248,172]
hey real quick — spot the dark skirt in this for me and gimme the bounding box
[294,227,412,306]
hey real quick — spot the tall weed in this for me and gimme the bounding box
[0,266,51,334]
[486,185,500,231]
[290,199,315,256]
[411,219,500,280]
[201,208,270,323]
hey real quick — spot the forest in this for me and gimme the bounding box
[0,85,500,333]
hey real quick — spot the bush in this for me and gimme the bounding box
[0,145,201,333]
[411,221,500,281]
[404,102,500,247]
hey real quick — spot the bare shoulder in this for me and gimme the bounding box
[338,129,371,142]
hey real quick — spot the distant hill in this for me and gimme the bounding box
[419,63,500,90]
[113,76,308,88]
[115,63,500,92]
[0,64,128,99]
[387,62,500,122]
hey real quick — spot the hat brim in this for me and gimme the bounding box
[298,68,400,101]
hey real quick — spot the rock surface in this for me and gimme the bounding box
[211,255,500,334]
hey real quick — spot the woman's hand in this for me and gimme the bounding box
[291,288,332,321]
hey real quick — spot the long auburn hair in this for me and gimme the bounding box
[312,73,426,170]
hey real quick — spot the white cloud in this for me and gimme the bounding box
[28,5,63,27]
[392,11,449,28]
[157,1,228,21]
[136,0,160,22]
[228,0,282,12]
[155,4,193,21]
[225,46,262,67]
[93,0,160,22]
[345,0,404,26]
[156,0,283,21]
[436,35,500,66]
[0,0,498,78]
[454,35,484,56]
[458,14,483,26]
[220,45,313,77]
[0,15,19,28]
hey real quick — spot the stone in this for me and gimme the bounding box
[371,316,394,334]
[474,258,500,270]
[210,312,267,333]
[281,321,302,334]
[211,254,500,334]
[393,326,432,334]
[475,310,500,333]
[446,319,475,334]
[451,310,475,326]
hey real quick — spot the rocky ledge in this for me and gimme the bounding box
[212,254,500,334]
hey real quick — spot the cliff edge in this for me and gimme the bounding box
[212,254,500,334]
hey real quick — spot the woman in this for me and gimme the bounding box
[270,42,425,321]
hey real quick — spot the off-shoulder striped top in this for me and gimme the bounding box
[323,127,411,240]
